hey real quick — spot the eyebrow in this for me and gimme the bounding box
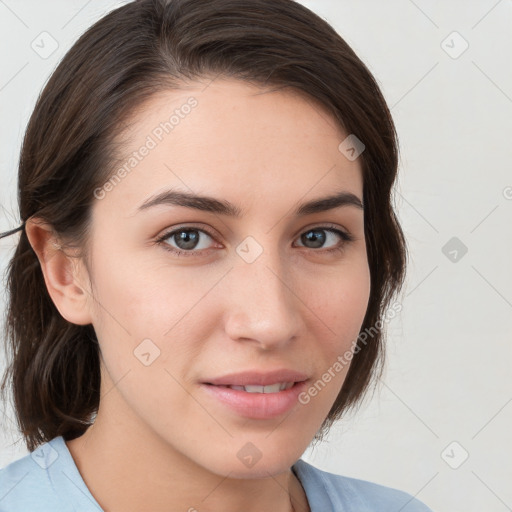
[136,188,364,217]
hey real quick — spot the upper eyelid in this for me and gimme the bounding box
[157,223,217,241]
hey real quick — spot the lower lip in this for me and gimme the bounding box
[201,381,308,419]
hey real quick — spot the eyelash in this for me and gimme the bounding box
[154,224,355,258]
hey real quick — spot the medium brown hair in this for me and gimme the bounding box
[0,0,407,452]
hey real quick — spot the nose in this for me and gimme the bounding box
[223,247,303,350]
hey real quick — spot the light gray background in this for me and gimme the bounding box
[1,1,511,511]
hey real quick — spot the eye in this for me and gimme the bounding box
[155,224,354,257]
[294,225,354,254]
[155,226,217,256]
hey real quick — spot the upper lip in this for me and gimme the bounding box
[203,369,309,386]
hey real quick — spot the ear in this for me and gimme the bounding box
[25,217,93,326]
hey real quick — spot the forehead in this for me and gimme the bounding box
[99,78,363,216]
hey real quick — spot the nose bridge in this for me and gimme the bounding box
[224,235,301,347]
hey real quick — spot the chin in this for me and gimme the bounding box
[201,442,304,480]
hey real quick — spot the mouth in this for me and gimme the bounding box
[205,381,297,393]
[201,379,309,419]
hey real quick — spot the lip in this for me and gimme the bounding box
[200,369,310,420]
[202,369,309,387]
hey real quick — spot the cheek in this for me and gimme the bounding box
[310,259,371,351]
[87,257,208,416]
[89,254,222,367]
[296,263,370,414]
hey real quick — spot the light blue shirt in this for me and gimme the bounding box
[0,435,433,511]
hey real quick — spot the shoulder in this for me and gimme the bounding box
[292,459,434,512]
[0,439,66,511]
[0,436,99,512]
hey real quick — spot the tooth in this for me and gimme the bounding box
[243,385,265,393]
[226,382,294,393]
[262,383,282,393]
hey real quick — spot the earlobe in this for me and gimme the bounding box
[25,218,93,326]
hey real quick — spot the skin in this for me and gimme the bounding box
[26,78,370,512]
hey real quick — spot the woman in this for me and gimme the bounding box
[0,0,433,510]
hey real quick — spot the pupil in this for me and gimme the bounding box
[303,229,325,248]
[176,230,199,250]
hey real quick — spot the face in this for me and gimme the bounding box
[81,78,370,478]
